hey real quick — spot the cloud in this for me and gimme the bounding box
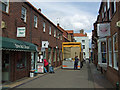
[27,1,100,39]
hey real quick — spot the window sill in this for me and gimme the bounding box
[2,10,9,16]
[114,67,118,71]
[109,64,112,67]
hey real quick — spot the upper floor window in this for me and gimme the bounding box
[111,0,116,15]
[107,0,110,9]
[2,0,9,13]
[49,26,51,35]
[34,15,38,28]
[60,36,62,40]
[82,40,85,43]
[21,7,27,22]
[54,29,56,37]
[57,33,60,39]
[107,9,111,21]
[43,22,45,32]
[104,6,106,18]
[83,45,85,49]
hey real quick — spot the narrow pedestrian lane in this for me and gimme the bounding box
[15,62,114,88]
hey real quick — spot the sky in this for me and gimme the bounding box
[27,0,101,39]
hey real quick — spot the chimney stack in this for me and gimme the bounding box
[38,8,41,12]
[80,29,84,34]
[85,33,87,36]
[57,23,60,27]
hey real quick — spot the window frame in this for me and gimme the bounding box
[43,22,46,32]
[49,26,52,35]
[108,38,112,67]
[2,0,9,13]
[98,38,107,64]
[113,33,118,70]
[54,29,56,37]
[34,15,38,28]
[21,6,27,22]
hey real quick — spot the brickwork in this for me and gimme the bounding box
[2,1,63,82]
[92,1,120,87]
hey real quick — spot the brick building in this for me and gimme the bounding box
[1,1,63,82]
[92,0,120,87]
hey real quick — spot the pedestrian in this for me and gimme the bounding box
[74,56,79,70]
[44,59,49,72]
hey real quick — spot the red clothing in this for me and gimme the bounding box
[44,59,48,67]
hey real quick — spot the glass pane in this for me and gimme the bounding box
[102,53,106,63]
[114,52,118,67]
[101,41,106,52]
[2,3,7,12]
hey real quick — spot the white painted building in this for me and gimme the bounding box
[74,30,89,59]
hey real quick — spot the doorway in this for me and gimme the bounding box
[2,51,10,82]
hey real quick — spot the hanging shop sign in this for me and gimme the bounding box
[97,23,110,37]
[17,27,26,37]
[42,41,49,48]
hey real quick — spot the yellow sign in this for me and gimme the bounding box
[1,21,7,29]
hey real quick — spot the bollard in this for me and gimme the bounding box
[116,82,119,90]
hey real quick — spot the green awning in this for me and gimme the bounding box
[0,37,37,52]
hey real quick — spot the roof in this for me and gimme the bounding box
[66,30,74,34]
[74,33,87,37]
[25,1,63,33]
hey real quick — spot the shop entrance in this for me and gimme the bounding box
[2,51,10,82]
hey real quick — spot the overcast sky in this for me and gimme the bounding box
[27,0,101,39]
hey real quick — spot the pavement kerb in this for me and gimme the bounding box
[2,65,62,89]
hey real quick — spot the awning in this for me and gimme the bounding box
[0,37,37,52]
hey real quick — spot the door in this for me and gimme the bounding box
[2,51,10,82]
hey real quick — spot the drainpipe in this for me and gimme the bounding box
[29,7,32,43]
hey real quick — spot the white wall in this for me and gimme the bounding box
[74,36,89,59]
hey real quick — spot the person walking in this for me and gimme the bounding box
[44,59,48,72]
[74,56,79,70]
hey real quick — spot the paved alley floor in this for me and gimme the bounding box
[13,62,114,88]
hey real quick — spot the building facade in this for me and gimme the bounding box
[92,0,120,87]
[1,1,63,82]
[74,30,89,59]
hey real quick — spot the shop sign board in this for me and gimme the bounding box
[37,64,44,73]
[17,27,26,37]
[97,23,110,37]
[42,41,49,48]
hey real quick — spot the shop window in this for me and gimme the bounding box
[108,38,112,66]
[17,52,26,69]
[34,15,38,28]
[101,41,106,63]
[2,0,9,13]
[57,49,59,61]
[48,48,52,65]
[53,48,56,62]
[31,52,35,70]
[113,33,118,70]
[98,38,107,64]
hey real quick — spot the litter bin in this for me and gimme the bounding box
[30,70,35,77]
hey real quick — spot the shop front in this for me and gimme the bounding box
[1,37,37,82]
